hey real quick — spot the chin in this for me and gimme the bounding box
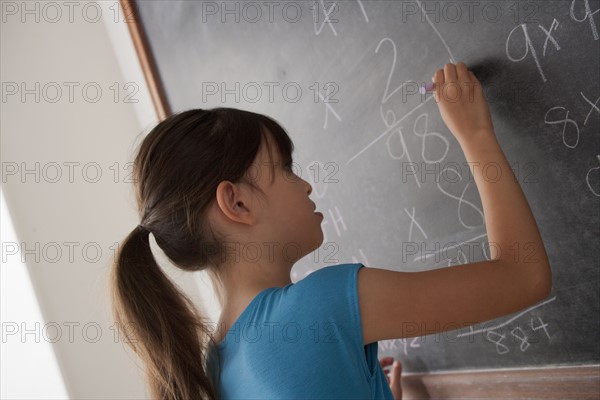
[310,233,325,252]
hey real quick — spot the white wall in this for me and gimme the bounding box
[1,186,70,399]
[1,1,219,398]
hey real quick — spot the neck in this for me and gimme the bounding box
[217,258,294,308]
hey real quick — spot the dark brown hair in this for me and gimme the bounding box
[110,107,294,399]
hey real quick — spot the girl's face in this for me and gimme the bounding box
[251,136,324,262]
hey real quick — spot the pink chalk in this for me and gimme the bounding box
[419,82,436,94]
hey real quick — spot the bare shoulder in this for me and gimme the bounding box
[357,262,550,346]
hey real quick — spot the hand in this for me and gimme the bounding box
[379,357,402,400]
[432,62,496,146]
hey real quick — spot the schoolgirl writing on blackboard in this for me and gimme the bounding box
[110,62,552,399]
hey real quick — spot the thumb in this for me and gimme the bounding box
[389,360,403,399]
[432,69,444,104]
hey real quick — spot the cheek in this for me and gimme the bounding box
[277,205,303,228]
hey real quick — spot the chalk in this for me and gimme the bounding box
[419,82,435,94]
[420,62,490,94]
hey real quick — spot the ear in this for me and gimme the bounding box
[214,180,256,225]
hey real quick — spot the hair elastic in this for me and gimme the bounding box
[137,224,149,232]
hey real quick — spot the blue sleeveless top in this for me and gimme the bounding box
[206,263,394,399]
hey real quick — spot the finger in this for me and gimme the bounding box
[444,62,458,82]
[380,357,394,366]
[469,70,480,83]
[390,360,401,383]
[433,69,444,102]
[390,360,402,391]
[432,68,445,84]
[456,62,470,82]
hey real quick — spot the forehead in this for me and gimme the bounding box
[257,131,283,164]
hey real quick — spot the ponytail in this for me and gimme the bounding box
[110,225,219,399]
[110,107,295,398]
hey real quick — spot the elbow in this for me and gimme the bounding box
[540,274,553,299]
[507,257,553,306]
[530,262,553,303]
[535,280,552,303]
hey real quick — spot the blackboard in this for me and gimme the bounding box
[133,0,599,373]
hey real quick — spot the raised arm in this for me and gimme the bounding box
[358,62,552,344]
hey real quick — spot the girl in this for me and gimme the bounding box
[110,62,552,399]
